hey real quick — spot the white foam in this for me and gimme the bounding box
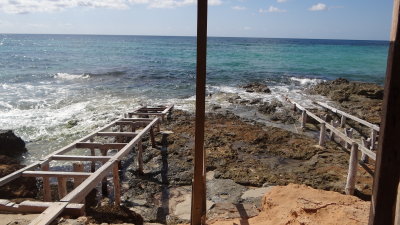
[54,72,90,80]
[290,77,322,85]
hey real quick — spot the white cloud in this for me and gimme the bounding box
[232,5,246,10]
[309,3,327,11]
[277,0,287,3]
[0,0,222,14]
[259,5,286,13]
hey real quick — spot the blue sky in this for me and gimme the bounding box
[0,0,394,40]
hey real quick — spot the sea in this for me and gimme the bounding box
[0,34,389,162]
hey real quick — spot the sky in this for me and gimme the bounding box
[0,0,395,40]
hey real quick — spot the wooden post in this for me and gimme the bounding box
[340,115,346,128]
[370,129,377,150]
[322,114,328,122]
[345,128,353,149]
[361,138,370,163]
[345,142,358,195]
[395,183,400,225]
[101,149,108,196]
[150,127,156,148]
[112,162,121,206]
[319,123,326,146]
[58,177,67,199]
[329,120,335,140]
[73,163,85,188]
[191,0,208,223]
[90,138,96,172]
[137,140,144,174]
[41,163,51,201]
[293,103,297,112]
[301,110,307,128]
[369,0,400,223]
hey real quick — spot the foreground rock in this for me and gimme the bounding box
[0,130,27,157]
[307,78,383,124]
[207,184,370,225]
[242,82,271,93]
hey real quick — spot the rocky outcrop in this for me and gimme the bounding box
[0,130,27,157]
[207,184,370,225]
[307,78,383,124]
[242,82,271,93]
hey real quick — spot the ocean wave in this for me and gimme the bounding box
[54,72,90,80]
[290,77,322,85]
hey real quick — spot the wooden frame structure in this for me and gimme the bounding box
[0,105,173,225]
[289,99,376,195]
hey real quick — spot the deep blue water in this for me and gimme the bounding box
[0,34,389,161]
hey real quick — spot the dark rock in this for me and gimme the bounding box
[249,98,263,105]
[258,100,283,114]
[242,82,271,93]
[0,130,27,157]
[66,120,78,128]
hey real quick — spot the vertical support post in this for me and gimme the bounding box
[41,162,51,201]
[101,149,108,196]
[329,120,335,140]
[113,162,121,206]
[369,0,400,223]
[395,183,400,225]
[319,123,326,146]
[58,177,67,199]
[301,110,307,128]
[293,103,297,112]
[73,163,84,188]
[370,129,377,150]
[191,0,208,223]
[345,142,359,195]
[322,114,328,122]
[345,128,353,149]
[361,138,370,163]
[89,138,96,172]
[150,127,156,148]
[340,115,346,128]
[137,140,144,174]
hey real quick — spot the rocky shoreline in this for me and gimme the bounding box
[0,78,382,225]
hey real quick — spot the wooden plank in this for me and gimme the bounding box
[369,0,400,223]
[61,160,114,203]
[28,202,68,225]
[112,162,121,206]
[345,143,359,195]
[119,118,154,122]
[75,142,126,150]
[97,132,138,137]
[301,110,307,128]
[73,163,85,188]
[316,102,380,131]
[129,112,165,116]
[137,140,144,174]
[19,201,84,216]
[22,171,91,178]
[52,155,111,162]
[0,162,40,186]
[191,0,208,223]
[41,163,51,202]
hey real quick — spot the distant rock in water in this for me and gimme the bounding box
[242,82,271,93]
[0,130,27,157]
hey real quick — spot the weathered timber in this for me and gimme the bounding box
[41,162,51,202]
[22,171,91,178]
[319,123,326,146]
[28,202,69,225]
[345,143,359,195]
[52,155,111,162]
[75,142,126,150]
[73,163,85,188]
[96,132,138,137]
[112,162,121,205]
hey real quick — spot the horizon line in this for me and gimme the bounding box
[0,32,389,42]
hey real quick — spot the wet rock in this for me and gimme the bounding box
[249,98,263,105]
[242,82,271,93]
[66,120,78,128]
[0,130,27,157]
[258,100,283,114]
[86,204,144,225]
[306,78,383,124]
[207,179,247,204]
[227,94,241,104]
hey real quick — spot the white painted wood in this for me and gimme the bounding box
[345,143,359,195]
[319,123,326,146]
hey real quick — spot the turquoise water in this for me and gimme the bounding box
[0,34,389,161]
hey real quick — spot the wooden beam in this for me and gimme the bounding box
[0,200,84,216]
[41,163,51,202]
[345,143,359,195]
[75,142,126,150]
[316,102,380,131]
[0,162,40,186]
[51,155,111,162]
[191,0,208,223]
[28,202,68,225]
[96,132,138,137]
[22,171,91,178]
[369,0,400,224]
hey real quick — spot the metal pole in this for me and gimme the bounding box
[369,0,400,224]
[191,0,208,224]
